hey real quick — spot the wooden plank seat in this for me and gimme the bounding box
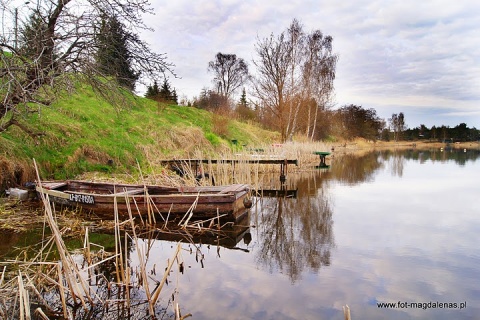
[110,188,145,196]
[219,184,249,194]
[41,182,68,190]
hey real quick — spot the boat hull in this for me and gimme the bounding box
[36,181,250,221]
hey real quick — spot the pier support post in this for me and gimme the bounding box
[280,159,287,183]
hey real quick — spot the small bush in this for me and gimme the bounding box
[212,113,229,137]
[205,132,222,146]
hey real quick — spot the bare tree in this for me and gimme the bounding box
[252,32,292,141]
[252,19,337,142]
[302,30,337,140]
[285,19,304,140]
[208,52,249,100]
[0,0,174,138]
[389,112,407,141]
[193,87,228,111]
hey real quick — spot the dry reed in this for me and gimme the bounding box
[0,160,206,319]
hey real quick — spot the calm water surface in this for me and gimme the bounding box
[3,149,479,319]
[133,149,480,320]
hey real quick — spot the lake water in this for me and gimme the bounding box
[130,148,480,319]
[2,148,479,319]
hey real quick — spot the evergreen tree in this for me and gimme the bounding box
[145,81,160,98]
[238,88,248,108]
[96,15,138,91]
[153,81,160,96]
[19,11,49,59]
[145,85,153,98]
[172,89,178,105]
[159,79,172,101]
[235,88,255,120]
[145,79,177,105]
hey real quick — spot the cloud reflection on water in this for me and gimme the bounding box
[125,148,480,319]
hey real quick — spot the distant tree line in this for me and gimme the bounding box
[403,123,480,142]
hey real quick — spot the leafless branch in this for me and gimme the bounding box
[0,0,175,136]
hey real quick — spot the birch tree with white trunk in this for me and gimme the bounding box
[252,19,338,142]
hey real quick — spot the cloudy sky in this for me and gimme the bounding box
[140,0,480,129]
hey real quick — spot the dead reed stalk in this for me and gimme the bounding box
[34,160,93,309]
[343,305,351,320]
[17,271,30,320]
[124,196,154,316]
[178,194,200,227]
[2,160,242,319]
[151,242,182,304]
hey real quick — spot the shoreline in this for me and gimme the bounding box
[339,139,480,151]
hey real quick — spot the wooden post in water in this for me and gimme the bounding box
[280,159,287,183]
[343,305,351,320]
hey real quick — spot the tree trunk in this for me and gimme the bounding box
[310,103,319,141]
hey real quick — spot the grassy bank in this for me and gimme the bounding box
[0,83,278,191]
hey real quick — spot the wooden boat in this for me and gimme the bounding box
[36,180,251,221]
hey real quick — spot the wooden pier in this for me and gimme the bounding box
[160,158,298,182]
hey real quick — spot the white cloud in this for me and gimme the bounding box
[141,0,480,127]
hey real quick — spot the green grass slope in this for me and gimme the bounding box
[0,83,278,187]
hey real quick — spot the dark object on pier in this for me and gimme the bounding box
[313,151,331,169]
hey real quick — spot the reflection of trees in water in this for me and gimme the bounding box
[376,148,480,172]
[332,148,480,181]
[402,148,480,166]
[252,150,409,282]
[252,148,480,282]
[254,171,334,283]
[391,154,404,177]
[252,151,390,282]
[331,148,480,183]
[329,152,384,184]
[373,150,405,177]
